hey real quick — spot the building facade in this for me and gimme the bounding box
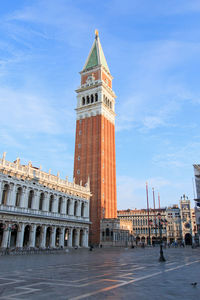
[117,195,198,246]
[180,195,197,245]
[0,153,90,249]
[74,31,117,245]
[100,218,133,247]
[117,208,167,245]
[193,164,200,242]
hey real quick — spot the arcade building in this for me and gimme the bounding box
[0,153,90,250]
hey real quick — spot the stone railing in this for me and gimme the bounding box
[0,204,89,223]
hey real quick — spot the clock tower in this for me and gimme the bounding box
[74,31,117,245]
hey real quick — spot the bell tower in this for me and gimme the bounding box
[74,31,117,245]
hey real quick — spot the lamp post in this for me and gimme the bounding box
[157,213,167,262]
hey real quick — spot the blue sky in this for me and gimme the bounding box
[1,0,200,209]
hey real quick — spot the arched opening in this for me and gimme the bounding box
[106,228,110,240]
[141,236,145,243]
[74,201,78,216]
[23,225,30,247]
[72,229,76,247]
[2,184,9,205]
[58,197,62,214]
[56,228,60,247]
[64,228,68,247]
[86,95,90,104]
[136,236,140,245]
[152,236,157,245]
[81,202,84,217]
[49,195,54,212]
[95,93,98,102]
[15,187,22,207]
[185,233,192,245]
[66,199,70,215]
[39,193,44,210]
[46,227,51,248]
[28,190,34,209]
[79,229,84,247]
[82,97,85,105]
[0,223,4,247]
[91,94,94,103]
[35,226,41,248]
[10,224,18,248]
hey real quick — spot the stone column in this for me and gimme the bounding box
[1,225,10,248]
[44,192,49,212]
[52,195,58,213]
[29,224,36,248]
[61,197,66,214]
[84,202,89,218]
[75,228,80,247]
[40,225,47,248]
[0,180,3,205]
[50,227,56,248]
[68,228,73,247]
[21,187,28,208]
[83,229,89,247]
[7,183,15,206]
[16,223,25,248]
[59,228,65,248]
[32,190,39,210]
[69,199,74,216]
[77,201,81,217]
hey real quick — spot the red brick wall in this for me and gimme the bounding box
[74,115,117,245]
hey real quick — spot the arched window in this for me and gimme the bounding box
[82,97,85,105]
[110,102,112,109]
[66,199,70,215]
[81,202,84,217]
[49,195,54,212]
[39,193,44,210]
[91,94,94,103]
[2,184,9,205]
[74,201,78,216]
[28,190,34,209]
[95,93,98,102]
[87,96,90,104]
[15,187,22,207]
[58,197,62,213]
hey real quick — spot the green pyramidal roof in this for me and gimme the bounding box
[83,33,110,73]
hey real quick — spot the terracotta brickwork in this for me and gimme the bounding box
[74,115,116,244]
[102,71,112,88]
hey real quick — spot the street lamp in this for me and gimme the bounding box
[157,213,167,262]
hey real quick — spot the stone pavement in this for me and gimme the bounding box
[0,247,200,299]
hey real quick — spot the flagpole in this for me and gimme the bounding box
[146,182,151,245]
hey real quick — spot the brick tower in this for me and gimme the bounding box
[74,31,117,245]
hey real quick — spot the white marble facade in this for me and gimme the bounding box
[0,172,90,249]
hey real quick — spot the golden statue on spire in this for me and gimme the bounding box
[95,29,99,37]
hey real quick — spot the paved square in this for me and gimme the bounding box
[0,247,200,299]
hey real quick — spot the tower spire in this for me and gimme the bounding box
[82,31,110,74]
